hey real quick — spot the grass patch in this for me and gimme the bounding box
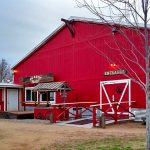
[40,148,47,150]
[49,137,145,150]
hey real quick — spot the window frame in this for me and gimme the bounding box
[25,87,38,102]
[40,92,56,104]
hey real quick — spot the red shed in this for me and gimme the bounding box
[0,83,23,112]
[11,17,149,122]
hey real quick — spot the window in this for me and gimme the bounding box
[25,87,37,102]
[40,92,55,104]
[25,87,56,104]
[49,92,55,101]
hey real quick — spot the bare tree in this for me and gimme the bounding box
[0,59,12,82]
[76,0,150,149]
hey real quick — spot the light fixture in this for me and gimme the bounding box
[110,63,118,69]
[12,70,17,74]
[112,27,118,33]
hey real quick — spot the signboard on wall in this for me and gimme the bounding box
[21,73,54,84]
[104,70,127,76]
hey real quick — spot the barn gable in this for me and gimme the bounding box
[12,17,116,84]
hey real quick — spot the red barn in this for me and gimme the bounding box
[9,17,149,123]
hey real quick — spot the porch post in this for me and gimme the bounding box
[93,106,96,127]
[38,91,40,107]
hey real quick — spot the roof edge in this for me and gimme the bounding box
[69,16,150,28]
[12,23,66,70]
[0,83,23,88]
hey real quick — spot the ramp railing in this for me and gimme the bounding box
[50,102,98,123]
[91,101,136,127]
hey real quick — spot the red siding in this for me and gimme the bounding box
[0,89,4,111]
[13,21,147,108]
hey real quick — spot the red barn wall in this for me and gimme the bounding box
[13,21,146,108]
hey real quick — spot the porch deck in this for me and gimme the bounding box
[0,111,34,119]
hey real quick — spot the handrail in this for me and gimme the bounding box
[51,101,97,106]
[91,101,136,107]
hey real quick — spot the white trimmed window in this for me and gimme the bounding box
[25,87,38,102]
[25,87,56,103]
[40,92,56,104]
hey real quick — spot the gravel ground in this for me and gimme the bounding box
[0,119,146,150]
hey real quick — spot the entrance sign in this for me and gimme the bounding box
[104,70,127,76]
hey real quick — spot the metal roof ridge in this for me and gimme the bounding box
[69,16,150,28]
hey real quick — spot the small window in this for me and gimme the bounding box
[49,92,54,101]
[40,92,47,101]
[25,88,37,102]
[40,92,55,104]
[32,91,37,101]
[26,90,31,101]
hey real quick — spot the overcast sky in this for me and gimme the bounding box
[0,0,96,66]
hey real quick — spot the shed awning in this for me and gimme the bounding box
[33,82,72,92]
[0,83,23,88]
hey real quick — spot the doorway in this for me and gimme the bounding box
[100,79,131,116]
[7,89,18,111]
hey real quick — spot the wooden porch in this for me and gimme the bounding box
[0,111,34,119]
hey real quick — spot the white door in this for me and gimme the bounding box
[7,89,18,111]
[100,79,131,116]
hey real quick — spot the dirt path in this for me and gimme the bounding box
[0,119,145,150]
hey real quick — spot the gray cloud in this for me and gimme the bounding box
[0,0,95,66]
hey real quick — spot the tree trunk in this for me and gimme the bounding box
[146,89,150,149]
[145,13,150,149]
